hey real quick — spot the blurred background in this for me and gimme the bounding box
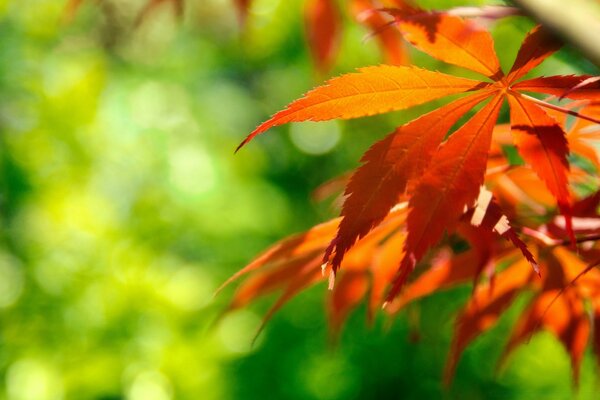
[0,0,599,399]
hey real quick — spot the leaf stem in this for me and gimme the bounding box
[522,227,600,247]
[514,92,600,125]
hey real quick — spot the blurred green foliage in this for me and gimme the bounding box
[0,0,598,399]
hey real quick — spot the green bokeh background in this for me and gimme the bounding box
[0,0,599,399]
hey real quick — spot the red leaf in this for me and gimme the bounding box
[305,0,342,72]
[228,253,323,309]
[389,249,485,313]
[508,94,573,243]
[369,230,406,319]
[386,95,504,301]
[326,91,492,272]
[507,25,562,83]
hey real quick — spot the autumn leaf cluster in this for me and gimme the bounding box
[220,0,600,383]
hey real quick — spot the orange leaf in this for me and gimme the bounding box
[390,249,485,313]
[228,253,323,309]
[216,218,339,294]
[502,289,589,384]
[328,271,370,336]
[369,230,406,319]
[393,13,502,79]
[253,257,324,340]
[237,66,488,151]
[305,0,342,72]
[445,257,533,382]
[566,103,600,168]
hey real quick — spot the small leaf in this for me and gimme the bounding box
[329,271,370,337]
[216,218,339,294]
[305,0,342,72]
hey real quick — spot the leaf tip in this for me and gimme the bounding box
[328,270,336,290]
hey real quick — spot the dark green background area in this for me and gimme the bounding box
[0,0,598,399]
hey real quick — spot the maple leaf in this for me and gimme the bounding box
[237,10,600,301]
[224,93,600,381]
[225,2,600,383]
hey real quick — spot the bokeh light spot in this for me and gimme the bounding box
[289,121,341,155]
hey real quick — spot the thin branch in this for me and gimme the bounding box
[514,92,600,125]
[522,227,600,247]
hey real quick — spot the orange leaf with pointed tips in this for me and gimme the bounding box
[391,11,502,78]
[329,271,370,336]
[237,65,486,151]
